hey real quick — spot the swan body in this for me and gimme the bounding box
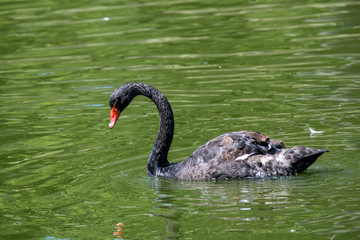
[109,82,328,180]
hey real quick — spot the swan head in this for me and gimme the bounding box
[109,83,136,128]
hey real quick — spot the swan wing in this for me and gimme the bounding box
[187,131,272,164]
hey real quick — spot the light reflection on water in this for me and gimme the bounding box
[0,0,359,239]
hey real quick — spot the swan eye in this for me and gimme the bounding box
[109,99,120,109]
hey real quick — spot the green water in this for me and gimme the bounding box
[1,0,359,239]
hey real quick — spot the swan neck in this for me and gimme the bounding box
[132,83,174,176]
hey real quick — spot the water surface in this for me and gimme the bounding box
[1,0,359,239]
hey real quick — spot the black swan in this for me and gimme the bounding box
[109,82,328,180]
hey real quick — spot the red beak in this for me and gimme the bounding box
[109,105,120,128]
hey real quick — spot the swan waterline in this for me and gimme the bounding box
[109,82,328,180]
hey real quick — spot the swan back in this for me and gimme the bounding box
[159,131,328,180]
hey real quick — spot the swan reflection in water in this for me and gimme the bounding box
[145,176,304,239]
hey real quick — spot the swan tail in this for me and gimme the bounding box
[283,146,329,174]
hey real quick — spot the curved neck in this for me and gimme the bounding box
[127,83,174,176]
